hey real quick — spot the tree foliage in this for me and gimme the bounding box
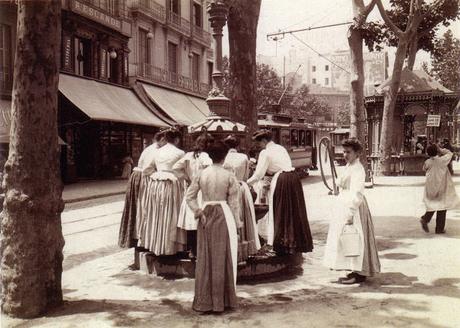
[362,0,459,67]
[429,30,460,91]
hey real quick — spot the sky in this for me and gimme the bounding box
[221,0,460,72]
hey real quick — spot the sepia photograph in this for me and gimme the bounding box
[0,0,459,327]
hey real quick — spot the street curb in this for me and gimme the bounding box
[63,191,125,204]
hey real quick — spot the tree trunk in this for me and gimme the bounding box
[348,0,376,184]
[226,0,261,139]
[376,35,410,175]
[348,23,371,179]
[407,37,419,71]
[1,0,65,318]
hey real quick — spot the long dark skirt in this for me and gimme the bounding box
[273,171,313,254]
[118,170,142,248]
[193,205,237,312]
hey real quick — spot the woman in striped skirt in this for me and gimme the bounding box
[137,128,186,255]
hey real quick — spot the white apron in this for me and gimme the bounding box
[203,201,238,288]
[177,189,203,230]
[323,190,365,271]
[241,182,261,250]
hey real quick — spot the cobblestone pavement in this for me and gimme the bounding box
[3,168,460,328]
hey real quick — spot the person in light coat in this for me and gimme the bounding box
[420,143,459,234]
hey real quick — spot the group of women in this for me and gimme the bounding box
[118,127,381,313]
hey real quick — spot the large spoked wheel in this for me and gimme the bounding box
[318,137,339,195]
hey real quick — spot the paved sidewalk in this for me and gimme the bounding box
[4,169,460,328]
[63,179,128,203]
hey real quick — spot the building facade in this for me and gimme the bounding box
[128,0,213,98]
[1,0,173,181]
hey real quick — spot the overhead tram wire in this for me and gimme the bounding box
[266,21,353,75]
[266,21,353,40]
[289,33,351,74]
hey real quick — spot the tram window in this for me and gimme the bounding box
[305,130,312,146]
[280,129,290,148]
[291,130,299,147]
[299,130,306,146]
[272,128,280,144]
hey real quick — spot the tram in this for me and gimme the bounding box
[258,112,318,174]
[330,127,350,165]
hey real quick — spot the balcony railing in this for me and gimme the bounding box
[139,63,210,97]
[192,25,211,47]
[130,0,166,23]
[167,10,191,35]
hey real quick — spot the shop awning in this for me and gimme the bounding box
[59,74,169,127]
[0,100,65,144]
[139,82,210,126]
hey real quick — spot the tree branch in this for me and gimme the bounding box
[376,0,403,37]
[363,0,378,17]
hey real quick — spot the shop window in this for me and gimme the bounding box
[109,55,118,84]
[193,2,202,27]
[74,36,92,78]
[0,24,12,93]
[100,48,109,79]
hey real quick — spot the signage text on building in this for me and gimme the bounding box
[427,114,441,127]
[71,0,121,31]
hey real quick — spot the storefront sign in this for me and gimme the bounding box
[62,35,72,71]
[427,114,441,127]
[71,0,121,31]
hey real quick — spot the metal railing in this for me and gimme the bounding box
[167,10,191,35]
[139,63,210,97]
[130,0,166,22]
[192,25,211,46]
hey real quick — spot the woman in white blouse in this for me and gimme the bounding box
[323,138,380,284]
[137,128,186,255]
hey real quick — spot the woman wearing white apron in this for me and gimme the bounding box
[247,129,313,255]
[173,133,214,257]
[223,134,261,261]
[323,138,380,284]
[119,133,160,250]
[137,128,186,255]
[186,141,242,313]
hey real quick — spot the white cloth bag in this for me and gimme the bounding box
[339,225,361,257]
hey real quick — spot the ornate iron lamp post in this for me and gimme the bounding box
[188,1,246,141]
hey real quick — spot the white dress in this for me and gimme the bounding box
[323,159,380,276]
[173,151,212,230]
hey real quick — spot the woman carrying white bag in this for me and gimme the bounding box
[323,138,380,284]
